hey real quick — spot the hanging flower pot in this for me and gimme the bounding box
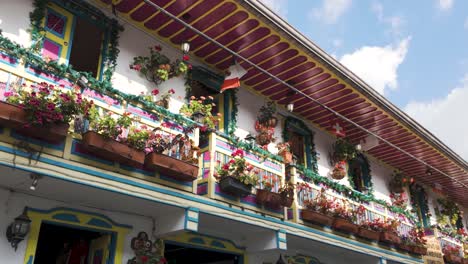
[191,111,206,123]
[263,116,278,127]
[279,151,293,164]
[82,131,145,167]
[380,231,401,245]
[0,101,69,142]
[219,176,253,197]
[256,189,282,208]
[357,228,380,241]
[332,218,359,234]
[256,132,272,146]
[331,161,347,180]
[301,210,334,226]
[280,193,294,207]
[145,152,198,182]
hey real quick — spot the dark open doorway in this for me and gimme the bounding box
[165,243,241,264]
[34,222,109,264]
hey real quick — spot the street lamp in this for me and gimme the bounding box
[6,208,31,251]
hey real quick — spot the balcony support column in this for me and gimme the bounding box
[154,207,199,237]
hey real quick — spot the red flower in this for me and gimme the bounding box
[168,88,175,94]
[154,45,162,51]
[131,64,142,71]
[183,54,190,61]
[152,89,159,95]
[140,255,149,263]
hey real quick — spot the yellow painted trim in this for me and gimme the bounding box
[23,208,131,264]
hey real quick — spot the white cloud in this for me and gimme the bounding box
[310,0,352,24]
[371,2,405,37]
[437,0,454,11]
[405,74,468,161]
[259,0,288,18]
[339,37,410,95]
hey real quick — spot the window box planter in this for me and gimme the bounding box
[145,152,198,182]
[301,210,334,226]
[0,101,69,142]
[379,231,401,245]
[81,131,145,167]
[256,189,282,208]
[219,176,252,197]
[444,254,462,264]
[357,228,380,241]
[332,218,359,234]
[398,243,412,252]
[411,245,427,255]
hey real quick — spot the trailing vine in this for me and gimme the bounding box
[228,89,239,137]
[29,0,48,52]
[282,116,319,174]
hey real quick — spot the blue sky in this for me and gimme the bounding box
[260,0,468,161]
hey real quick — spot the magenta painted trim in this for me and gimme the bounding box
[83,88,120,107]
[197,182,208,195]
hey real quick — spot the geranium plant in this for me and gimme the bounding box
[255,121,275,146]
[390,192,408,209]
[303,189,336,215]
[5,82,94,127]
[179,95,221,130]
[90,111,132,140]
[360,218,387,232]
[130,45,190,85]
[215,149,259,186]
[141,88,176,109]
[127,124,151,151]
[260,174,278,192]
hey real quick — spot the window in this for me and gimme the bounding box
[42,2,106,78]
[283,117,318,172]
[409,185,430,227]
[348,154,371,193]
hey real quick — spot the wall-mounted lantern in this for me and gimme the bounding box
[181,41,191,54]
[6,208,31,251]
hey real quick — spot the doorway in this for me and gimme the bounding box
[34,222,113,264]
[165,242,241,264]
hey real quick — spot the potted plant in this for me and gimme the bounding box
[331,137,357,163]
[331,203,364,235]
[408,228,427,255]
[388,170,413,193]
[215,149,259,197]
[443,245,462,264]
[357,218,386,241]
[179,96,221,131]
[141,88,176,109]
[130,45,190,85]
[257,101,277,127]
[277,142,292,164]
[144,128,200,182]
[398,235,413,252]
[331,161,347,180]
[379,218,401,245]
[278,181,295,207]
[2,82,93,142]
[301,188,336,226]
[255,121,275,146]
[82,112,146,166]
[256,174,282,208]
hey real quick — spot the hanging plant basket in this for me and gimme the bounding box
[256,132,271,146]
[262,116,278,128]
[379,231,401,245]
[332,218,359,234]
[256,189,282,208]
[279,151,293,164]
[219,176,253,197]
[145,152,199,182]
[357,228,381,241]
[411,245,427,255]
[81,131,145,167]
[331,162,347,180]
[0,101,69,142]
[301,210,334,226]
[444,254,462,264]
[389,180,404,193]
[280,193,294,207]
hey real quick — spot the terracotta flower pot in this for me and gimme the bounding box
[82,131,145,167]
[332,218,359,234]
[0,101,69,142]
[444,254,462,264]
[256,189,282,208]
[398,243,412,252]
[380,231,401,245]
[219,176,252,197]
[357,228,380,241]
[411,245,427,255]
[279,151,293,164]
[301,210,334,226]
[145,152,199,182]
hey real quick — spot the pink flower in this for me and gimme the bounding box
[3,91,12,97]
[183,54,190,61]
[47,103,55,110]
[152,89,159,96]
[168,89,175,94]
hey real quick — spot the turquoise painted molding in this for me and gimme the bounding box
[0,146,423,263]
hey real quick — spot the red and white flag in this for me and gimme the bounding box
[221,61,247,92]
[330,119,346,137]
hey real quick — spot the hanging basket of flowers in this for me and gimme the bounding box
[257,101,278,127]
[388,170,412,193]
[276,142,292,164]
[215,149,259,197]
[331,137,358,163]
[2,82,93,142]
[255,121,275,146]
[331,161,347,180]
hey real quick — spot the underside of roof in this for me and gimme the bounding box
[98,0,468,206]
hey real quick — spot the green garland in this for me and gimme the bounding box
[296,164,417,223]
[228,89,238,137]
[0,34,198,129]
[29,0,48,52]
[282,116,319,173]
